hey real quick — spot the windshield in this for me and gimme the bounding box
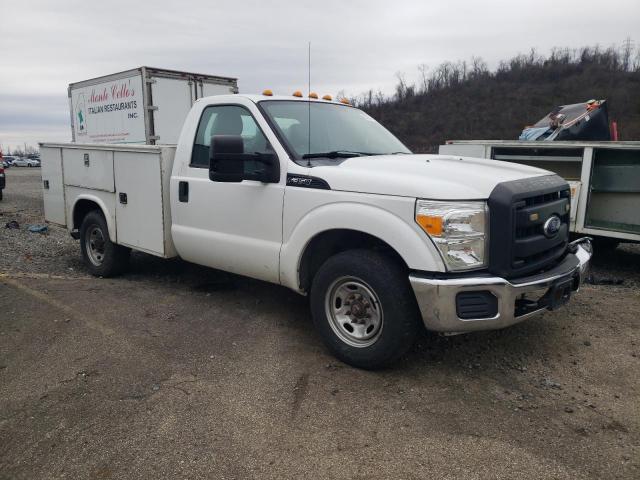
[259,100,411,162]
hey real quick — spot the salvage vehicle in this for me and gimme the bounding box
[0,163,4,200]
[439,140,640,249]
[40,93,593,369]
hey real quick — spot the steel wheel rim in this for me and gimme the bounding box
[325,276,383,348]
[85,226,106,266]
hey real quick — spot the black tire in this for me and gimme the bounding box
[79,210,130,277]
[0,190,3,201]
[310,249,421,370]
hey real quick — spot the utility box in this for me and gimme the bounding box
[68,67,238,145]
[40,143,178,258]
[440,140,640,243]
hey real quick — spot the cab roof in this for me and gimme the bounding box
[202,93,351,107]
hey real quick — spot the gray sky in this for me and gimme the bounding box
[1,0,638,150]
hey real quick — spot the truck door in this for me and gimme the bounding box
[171,104,285,284]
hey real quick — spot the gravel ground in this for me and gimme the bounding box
[1,168,639,479]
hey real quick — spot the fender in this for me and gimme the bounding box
[280,201,445,292]
[69,192,118,243]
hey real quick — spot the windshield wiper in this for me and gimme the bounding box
[302,150,372,159]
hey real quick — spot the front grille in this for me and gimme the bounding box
[488,175,570,279]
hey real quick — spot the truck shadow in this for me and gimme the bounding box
[589,243,640,286]
[118,248,602,372]
[98,239,640,379]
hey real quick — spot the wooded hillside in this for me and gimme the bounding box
[355,44,640,152]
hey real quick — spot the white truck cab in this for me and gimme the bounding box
[41,93,592,369]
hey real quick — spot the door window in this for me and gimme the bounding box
[191,105,272,175]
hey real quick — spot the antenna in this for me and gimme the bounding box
[307,41,312,167]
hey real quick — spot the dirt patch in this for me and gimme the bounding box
[1,168,638,479]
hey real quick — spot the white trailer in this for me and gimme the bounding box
[439,140,640,246]
[69,67,238,145]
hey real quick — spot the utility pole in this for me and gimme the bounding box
[621,37,634,71]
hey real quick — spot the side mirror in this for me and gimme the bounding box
[209,134,280,184]
[209,135,245,182]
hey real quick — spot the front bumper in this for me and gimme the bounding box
[409,238,592,334]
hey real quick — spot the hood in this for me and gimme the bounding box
[309,154,553,199]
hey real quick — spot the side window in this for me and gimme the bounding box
[191,105,272,175]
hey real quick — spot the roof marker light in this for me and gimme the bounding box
[308,92,318,99]
[339,98,351,105]
[292,91,303,97]
[322,94,332,101]
[262,89,273,96]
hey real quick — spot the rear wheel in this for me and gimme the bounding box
[79,210,130,277]
[310,249,421,369]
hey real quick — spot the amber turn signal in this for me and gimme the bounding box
[416,215,444,236]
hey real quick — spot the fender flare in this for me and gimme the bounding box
[280,202,444,292]
[71,194,117,243]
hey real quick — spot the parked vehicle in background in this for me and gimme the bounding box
[41,93,592,369]
[3,156,17,167]
[69,67,238,145]
[0,164,4,200]
[439,140,640,249]
[12,157,40,167]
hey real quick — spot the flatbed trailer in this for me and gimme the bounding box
[439,140,640,245]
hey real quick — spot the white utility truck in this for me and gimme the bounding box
[69,67,238,145]
[40,94,592,369]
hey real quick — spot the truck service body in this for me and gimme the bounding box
[41,94,592,368]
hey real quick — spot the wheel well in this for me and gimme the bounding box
[73,199,102,230]
[298,229,408,292]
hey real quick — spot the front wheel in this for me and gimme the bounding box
[79,210,130,277]
[310,249,421,369]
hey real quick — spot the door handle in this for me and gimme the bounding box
[179,181,189,202]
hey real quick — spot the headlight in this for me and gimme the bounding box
[415,200,488,271]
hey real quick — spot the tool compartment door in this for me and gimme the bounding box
[114,151,166,256]
[62,148,115,192]
[40,146,66,226]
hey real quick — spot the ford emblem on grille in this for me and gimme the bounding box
[543,215,562,238]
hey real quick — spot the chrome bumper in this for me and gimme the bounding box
[409,238,593,334]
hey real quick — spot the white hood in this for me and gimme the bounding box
[310,154,553,199]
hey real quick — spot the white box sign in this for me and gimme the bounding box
[71,75,146,144]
